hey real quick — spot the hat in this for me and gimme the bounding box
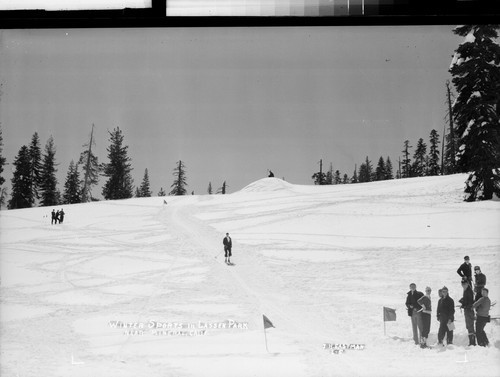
[474,266,480,270]
[442,286,448,291]
[464,255,470,260]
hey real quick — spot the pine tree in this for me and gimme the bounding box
[39,137,59,207]
[412,138,428,177]
[375,156,386,181]
[358,157,373,183]
[443,80,458,175]
[218,181,227,194]
[358,163,368,183]
[351,165,358,183]
[158,187,166,196]
[138,168,152,197]
[169,160,187,196]
[367,157,374,181]
[449,25,500,201]
[0,126,6,187]
[334,170,341,184]
[325,163,333,185]
[79,124,101,202]
[28,132,43,203]
[385,157,394,180]
[8,145,33,209]
[0,187,8,210]
[102,127,134,200]
[312,159,326,185]
[207,182,213,194]
[428,129,441,176]
[402,140,412,178]
[62,161,81,204]
[312,171,326,185]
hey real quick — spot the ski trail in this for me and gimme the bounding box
[164,199,358,376]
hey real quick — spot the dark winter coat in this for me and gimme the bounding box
[436,298,442,321]
[457,262,472,281]
[405,290,424,316]
[437,295,455,322]
[459,286,474,309]
[474,273,486,292]
[223,236,232,249]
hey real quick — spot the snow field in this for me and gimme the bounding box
[1,174,499,376]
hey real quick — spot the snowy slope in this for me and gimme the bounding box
[1,174,499,377]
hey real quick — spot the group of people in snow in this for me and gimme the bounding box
[51,209,65,225]
[405,255,491,349]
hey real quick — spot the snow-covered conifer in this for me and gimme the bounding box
[449,25,500,200]
[28,132,43,202]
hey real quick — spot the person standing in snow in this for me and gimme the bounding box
[55,210,60,224]
[405,283,424,345]
[436,289,444,334]
[457,255,472,288]
[59,209,65,224]
[473,288,491,347]
[417,286,432,348]
[459,278,476,346]
[437,286,455,346]
[223,233,232,264]
[51,209,57,225]
[436,288,444,312]
[474,266,486,301]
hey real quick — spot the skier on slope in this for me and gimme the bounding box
[223,233,232,265]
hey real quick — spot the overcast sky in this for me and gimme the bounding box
[0,26,462,197]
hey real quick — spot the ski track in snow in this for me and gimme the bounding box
[1,174,500,377]
[166,198,359,376]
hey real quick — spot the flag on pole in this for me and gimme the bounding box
[383,307,397,322]
[263,315,275,329]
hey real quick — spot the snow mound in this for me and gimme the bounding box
[239,178,295,193]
